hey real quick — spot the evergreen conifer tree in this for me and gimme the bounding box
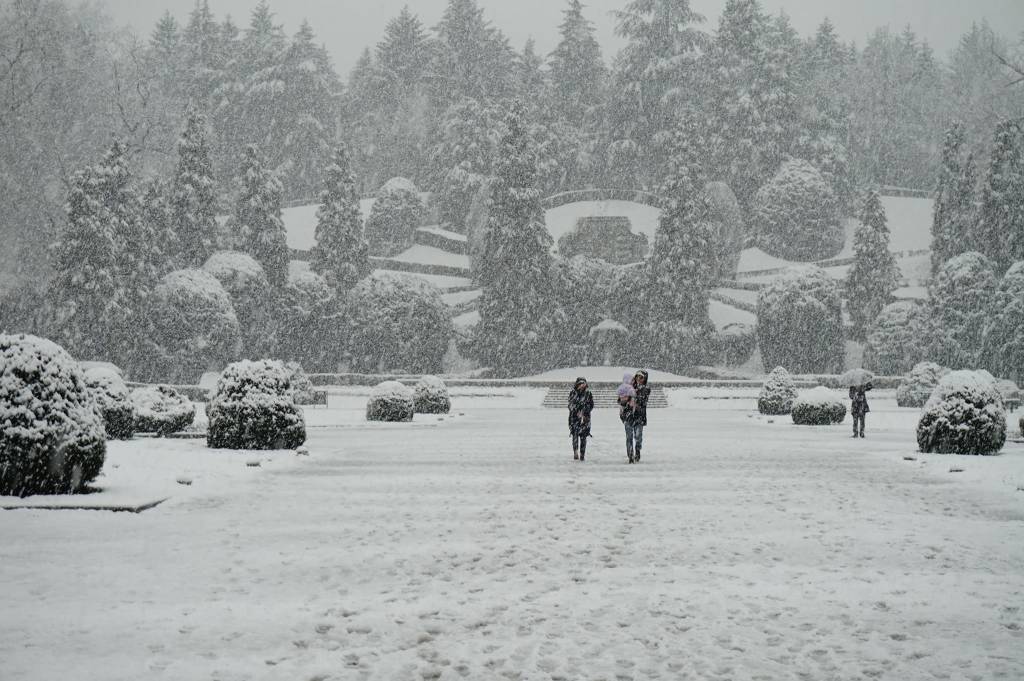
[548,0,605,126]
[475,103,555,374]
[845,190,901,339]
[170,109,218,268]
[310,145,370,291]
[981,261,1024,383]
[976,120,1024,272]
[931,122,977,273]
[231,145,290,287]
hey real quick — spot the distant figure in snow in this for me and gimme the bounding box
[617,372,642,463]
[568,377,594,461]
[631,370,650,462]
[849,382,872,438]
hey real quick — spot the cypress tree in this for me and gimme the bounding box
[976,120,1024,272]
[845,190,901,339]
[170,109,218,268]
[231,145,290,287]
[310,145,371,291]
[931,122,977,273]
[548,0,605,126]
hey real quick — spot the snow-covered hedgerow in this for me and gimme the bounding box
[145,269,241,384]
[916,370,1006,455]
[864,300,926,375]
[0,334,106,496]
[752,159,844,261]
[207,360,307,450]
[83,366,135,440]
[367,381,415,422]
[345,272,453,374]
[758,366,799,415]
[131,385,196,436]
[414,375,451,414]
[756,266,845,374]
[365,178,424,256]
[896,362,950,408]
[202,251,273,358]
[791,386,847,425]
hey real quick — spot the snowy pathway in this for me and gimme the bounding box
[2,398,1023,680]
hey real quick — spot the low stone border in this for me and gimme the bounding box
[1,497,168,513]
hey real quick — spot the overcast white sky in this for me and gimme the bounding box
[103,0,1024,76]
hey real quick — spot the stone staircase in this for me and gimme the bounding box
[541,384,670,409]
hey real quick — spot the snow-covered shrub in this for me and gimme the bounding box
[864,301,926,375]
[758,366,799,415]
[924,251,997,369]
[896,362,951,408]
[83,366,135,440]
[641,320,716,373]
[996,379,1020,403]
[752,159,844,261]
[0,334,106,496]
[345,273,453,374]
[916,370,1006,455]
[714,323,756,366]
[365,178,424,256]
[145,269,241,383]
[756,266,845,374]
[700,181,745,279]
[284,362,317,405]
[587,319,630,366]
[980,260,1024,382]
[366,381,415,422]
[414,375,451,414]
[131,385,195,435]
[207,360,306,450]
[274,268,339,372]
[791,387,847,425]
[202,251,273,358]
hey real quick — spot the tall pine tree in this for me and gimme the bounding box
[231,145,289,287]
[975,119,1024,272]
[170,108,218,268]
[475,103,555,375]
[548,0,605,126]
[931,122,977,273]
[845,189,901,339]
[310,145,371,291]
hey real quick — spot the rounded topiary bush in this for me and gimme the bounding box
[206,360,307,450]
[0,334,106,496]
[753,158,844,261]
[864,300,926,375]
[757,266,845,374]
[700,181,745,279]
[414,376,451,414]
[131,385,196,436]
[346,273,453,374]
[758,366,799,415]
[791,387,847,425]
[145,269,241,383]
[916,370,1006,455]
[367,381,414,422]
[365,178,424,256]
[275,268,338,372]
[896,362,950,408]
[202,251,273,357]
[714,322,756,367]
[83,366,135,440]
[284,362,318,405]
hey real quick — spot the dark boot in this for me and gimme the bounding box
[634,445,641,463]
[627,445,634,464]
[573,448,579,460]
[579,450,585,462]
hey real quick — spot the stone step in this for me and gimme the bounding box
[542,385,670,408]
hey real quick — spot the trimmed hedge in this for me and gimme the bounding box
[367,381,415,422]
[131,385,196,436]
[207,360,307,450]
[791,387,847,425]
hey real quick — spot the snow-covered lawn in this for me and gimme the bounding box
[2,391,1023,680]
[390,245,470,270]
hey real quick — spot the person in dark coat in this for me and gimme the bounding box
[849,382,872,438]
[568,377,594,461]
[617,372,642,464]
[631,370,650,462]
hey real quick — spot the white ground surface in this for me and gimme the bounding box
[3,389,1023,681]
[391,245,470,270]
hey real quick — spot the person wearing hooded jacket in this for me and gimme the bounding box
[617,372,643,463]
[568,377,594,461]
[631,369,650,461]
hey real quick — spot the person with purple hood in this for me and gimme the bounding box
[617,372,642,463]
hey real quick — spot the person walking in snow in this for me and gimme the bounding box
[568,377,594,461]
[617,372,642,464]
[849,382,872,438]
[631,370,650,462]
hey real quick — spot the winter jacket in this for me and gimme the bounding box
[568,388,594,436]
[616,372,636,400]
[633,370,650,426]
[618,394,642,425]
[849,383,872,417]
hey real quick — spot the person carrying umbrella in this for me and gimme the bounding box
[843,368,873,438]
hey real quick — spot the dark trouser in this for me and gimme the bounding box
[625,422,643,454]
[853,414,865,436]
[572,432,587,454]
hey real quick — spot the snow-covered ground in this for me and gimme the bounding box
[2,390,1023,681]
[390,244,470,270]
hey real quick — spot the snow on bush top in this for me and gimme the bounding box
[925,370,1003,409]
[753,158,842,261]
[917,369,1006,454]
[83,366,130,407]
[758,366,799,414]
[793,386,844,408]
[370,380,414,403]
[379,177,418,196]
[156,268,236,313]
[758,266,842,314]
[0,333,105,455]
[203,251,266,286]
[414,375,447,393]
[897,361,950,407]
[589,319,628,334]
[212,360,292,402]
